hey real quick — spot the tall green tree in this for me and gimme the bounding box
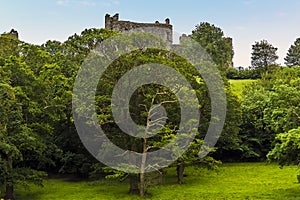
[0,34,20,58]
[213,89,242,161]
[73,32,222,195]
[39,28,118,176]
[94,48,207,195]
[191,23,241,161]
[251,40,278,72]
[191,22,234,71]
[239,83,273,160]
[284,38,300,67]
[0,57,47,200]
[0,34,70,199]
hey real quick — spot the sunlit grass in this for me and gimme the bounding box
[13,163,300,200]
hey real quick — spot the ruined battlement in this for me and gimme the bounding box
[1,29,19,39]
[104,13,233,67]
[105,13,173,45]
[9,29,18,39]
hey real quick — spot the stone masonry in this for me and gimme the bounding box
[104,13,233,67]
[1,29,19,39]
[105,13,173,46]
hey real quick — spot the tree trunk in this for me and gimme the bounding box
[176,162,185,184]
[127,139,140,195]
[139,138,147,197]
[140,172,145,197]
[4,185,14,200]
[5,154,15,200]
[128,174,139,194]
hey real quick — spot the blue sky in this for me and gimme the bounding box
[1,0,300,67]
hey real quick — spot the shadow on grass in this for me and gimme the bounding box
[47,173,89,182]
[15,189,44,200]
[273,185,300,199]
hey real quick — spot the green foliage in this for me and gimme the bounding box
[213,89,241,161]
[240,84,273,159]
[229,79,257,99]
[285,37,300,67]
[92,42,215,190]
[40,28,118,177]
[191,22,233,71]
[268,127,300,166]
[59,152,94,175]
[0,28,119,197]
[0,34,20,58]
[251,40,278,72]
[240,67,300,160]
[226,67,261,79]
[0,60,48,198]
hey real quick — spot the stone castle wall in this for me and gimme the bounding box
[1,29,19,39]
[104,13,233,67]
[105,13,173,45]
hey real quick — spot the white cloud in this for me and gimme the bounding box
[56,0,69,6]
[101,0,120,7]
[234,26,247,31]
[113,0,120,5]
[243,0,253,5]
[277,12,287,17]
[79,1,96,6]
[56,0,96,7]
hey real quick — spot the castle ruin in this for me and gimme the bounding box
[104,13,233,67]
[9,29,19,39]
[105,13,173,46]
[1,29,19,39]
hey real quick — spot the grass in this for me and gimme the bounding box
[12,163,300,200]
[229,79,257,99]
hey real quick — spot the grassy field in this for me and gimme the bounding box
[11,163,300,200]
[229,79,257,99]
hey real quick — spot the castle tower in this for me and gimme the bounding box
[9,29,19,39]
[1,29,19,39]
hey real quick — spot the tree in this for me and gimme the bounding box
[251,40,278,72]
[0,59,47,200]
[266,68,300,166]
[39,28,118,176]
[240,67,300,161]
[95,48,206,195]
[191,22,234,71]
[72,31,224,196]
[191,24,242,161]
[285,38,300,67]
[213,89,242,161]
[267,127,300,166]
[0,35,68,199]
[226,67,261,79]
[0,34,20,58]
[239,83,273,160]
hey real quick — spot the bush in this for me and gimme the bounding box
[267,127,300,166]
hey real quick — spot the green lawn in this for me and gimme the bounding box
[12,163,300,200]
[229,79,257,99]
